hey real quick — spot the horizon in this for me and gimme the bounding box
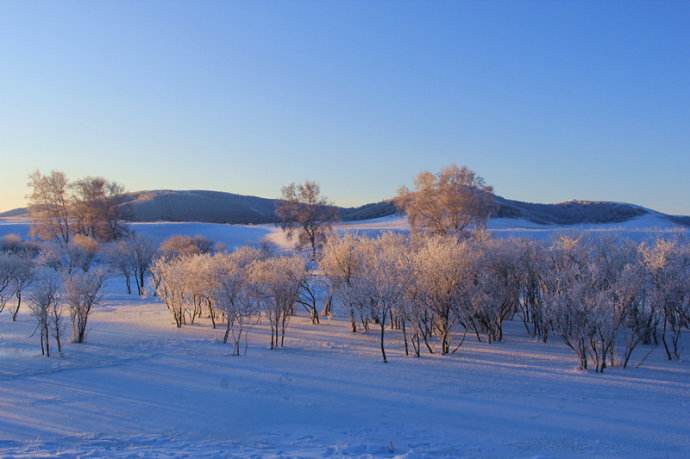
[2,1,690,214]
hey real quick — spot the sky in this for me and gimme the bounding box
[1,1,689,214]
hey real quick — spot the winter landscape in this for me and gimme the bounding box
[3,2,690,458]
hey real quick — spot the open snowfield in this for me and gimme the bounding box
[2,277,690,458]
[1,218,690,458]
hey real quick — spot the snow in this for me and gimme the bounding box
[2,274,690,457]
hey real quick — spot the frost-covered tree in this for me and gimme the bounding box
[106,240,135,294]
[412,236,474,354]
[513,240,549,341]
[640,240,690,360]
[321,234,365,333]
[467,239,521,343]
[27,170,72,245]
[107,234,157,295]
[9,256,34,321]
[152,257,189,328]
[395,164,496,239]
[70,176,127,241]
[210,247,262,355]
[183,254,215,326]
[248,256,306,349]
[277,181,338,259]
[28,269,63,356]
[348,233,410,363]
[0,253,17,315]
[64,269,106,343]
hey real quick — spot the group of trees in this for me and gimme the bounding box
[152,248,307,354]
[282,165,690,371]
[0,233,107,356]
[321,232,690,370]
[28,170,127,244]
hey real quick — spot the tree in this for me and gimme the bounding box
[467,239,521,344]
[64,269,106,343]
[349,233,410,363]
[107,234,157,295]
[395,164,496,239]
[321,234,365,333]
[9,255,34,321]
[66,234,100,273]
[0,254,18,315]
[210,247,262,355]
[28,269,63,356]
[248,256,306,349]
[412,236,474,354]
[27,170,72,245]
[70,176,127,241]
[640,240,690,361]
[152,257,190,328]
[277,181,338,259]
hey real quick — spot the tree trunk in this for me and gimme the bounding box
[11,291,22,321]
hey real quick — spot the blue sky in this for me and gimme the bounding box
[1,1,689,214]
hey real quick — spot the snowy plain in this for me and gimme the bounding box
[1,217,689,458]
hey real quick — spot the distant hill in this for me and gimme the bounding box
[493,197,648,225]
[2,189,688,227]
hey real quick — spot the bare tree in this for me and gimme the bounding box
[395,164,496,239]
[277,181,338,259]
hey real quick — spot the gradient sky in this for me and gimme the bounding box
[1,1,689,214]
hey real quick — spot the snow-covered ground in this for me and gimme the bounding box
[1,277,690,458]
